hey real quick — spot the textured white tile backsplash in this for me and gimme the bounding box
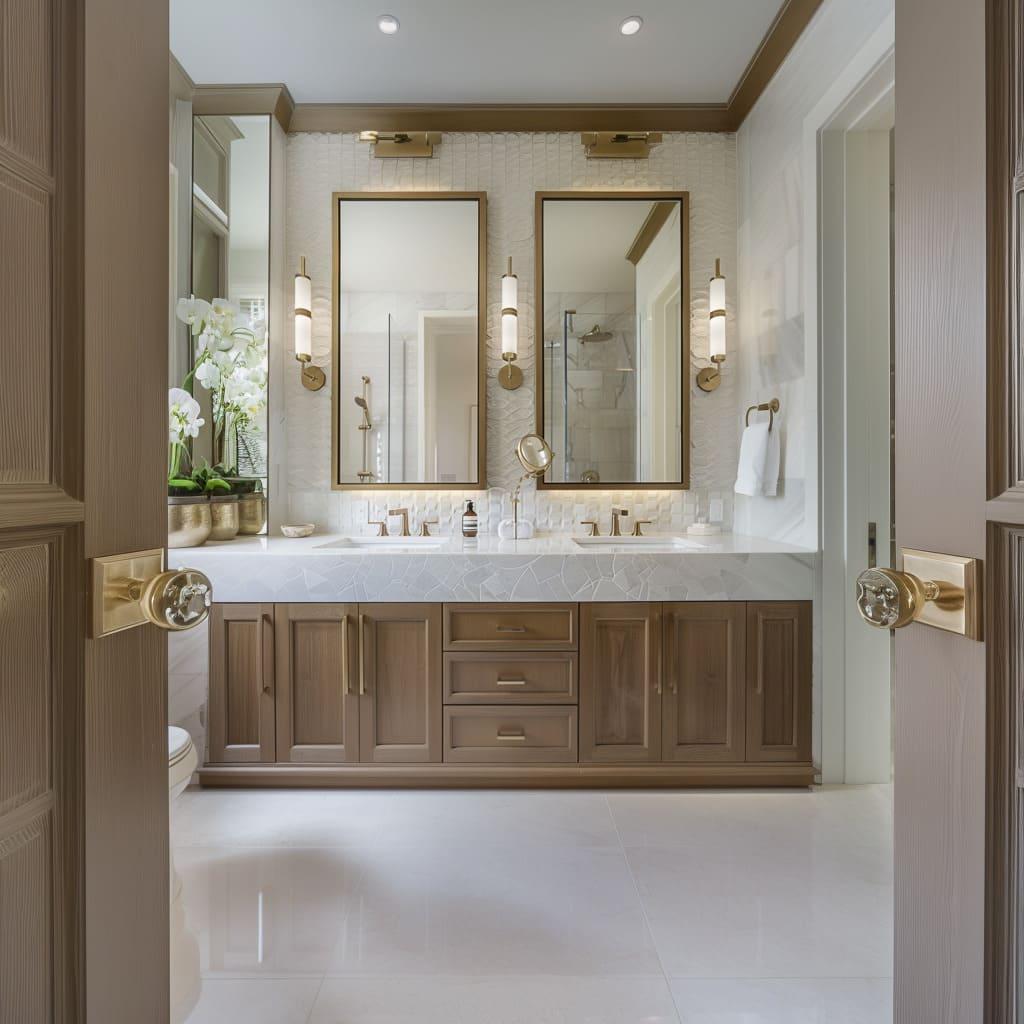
[284,131,740,535]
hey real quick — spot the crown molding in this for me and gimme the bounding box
[727,0,826,127]
[169,53,195,101]
[289,103,731,134]
[192,83,295,132]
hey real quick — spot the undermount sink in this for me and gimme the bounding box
[316,536,448,552]
[572,535,705,551]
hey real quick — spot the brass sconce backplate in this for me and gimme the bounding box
[359,131,442,158]
[581,132,663,159]
[696,366,721,392]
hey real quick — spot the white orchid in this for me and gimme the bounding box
[168,387,205,487]
[194,361,222,390]
[175,296,211,335]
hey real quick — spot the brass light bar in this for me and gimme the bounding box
[358,130,442,158]
[581,131,663,159]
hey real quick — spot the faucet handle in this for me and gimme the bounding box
[367,519,387,537]
[418,518,438,537]
[580,520,600,537]
[631,520,653,537]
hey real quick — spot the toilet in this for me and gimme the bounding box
[168,726,197,902]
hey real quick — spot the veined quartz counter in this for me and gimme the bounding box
[171,532,818,603]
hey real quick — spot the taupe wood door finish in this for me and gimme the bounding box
[443,603,577,650]
[209,604,276,763]
[359,603,442,762]
[662,603,746,762]
[276,604,358,763]
[745,602,811,763]
[579,603,662,762]
[1,0,170,1019]
[895,0,994,1019]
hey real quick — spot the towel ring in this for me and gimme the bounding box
[745,397,780,431]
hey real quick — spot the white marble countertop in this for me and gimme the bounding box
[172,532,818,603]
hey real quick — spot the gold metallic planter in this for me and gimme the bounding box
[209,495,240,542]
[167,496,212,549]
[238,493,267,535]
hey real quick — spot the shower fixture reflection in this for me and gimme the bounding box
[355,375,374,482]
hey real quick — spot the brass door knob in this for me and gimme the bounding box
[137,569,212,630]
[855,567,963,630]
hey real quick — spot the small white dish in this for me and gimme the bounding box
[280,523,315,538]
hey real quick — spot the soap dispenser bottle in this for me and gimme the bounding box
[462,500,478,538]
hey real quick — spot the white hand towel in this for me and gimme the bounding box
[734,420,781,496]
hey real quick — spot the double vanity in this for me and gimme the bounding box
[179,534,815,788]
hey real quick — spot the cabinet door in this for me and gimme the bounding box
[746,602,812,762]
[208,604,276,763]
[663,603,746,762]
[275,604,358,763]
[358,604,442,763]
[579,603,662,762]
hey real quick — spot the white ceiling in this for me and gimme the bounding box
[170,0,785,105]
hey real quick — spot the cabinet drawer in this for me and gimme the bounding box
[443,603,577,651]
[444,652,577,704]
[443,706,578,763]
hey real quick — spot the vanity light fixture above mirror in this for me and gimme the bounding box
[359,131,442,158]
[294,256,325,391]
[697,258,727,393]
[499,256,522,390]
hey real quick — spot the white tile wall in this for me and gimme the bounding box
[283,131,740,536]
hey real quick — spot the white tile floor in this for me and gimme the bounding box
[172,785,893,1023]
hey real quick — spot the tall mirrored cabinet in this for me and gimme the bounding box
[535,192,689,488]
[332,192,487,489]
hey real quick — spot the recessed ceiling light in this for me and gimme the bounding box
[619,16,643,36]
[377,14,400,34]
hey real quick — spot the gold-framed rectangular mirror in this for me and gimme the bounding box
[535,191,689,489]
[331,191,487,489]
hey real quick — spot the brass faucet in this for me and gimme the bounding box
[610,507,630,536]
[388,508,411,537]
[632,519,653,537]
[580,520,600,537]
[419,518,438,537]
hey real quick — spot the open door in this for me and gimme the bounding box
[858,0,1019,1019]
[0,0,192,1020]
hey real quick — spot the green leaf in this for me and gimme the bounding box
[168,477,198,490]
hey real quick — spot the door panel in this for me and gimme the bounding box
[359,604,442,762]
[746,602,812,763]
[209,604,276,762]
[579,603,662,762]
[663,602,746,762]
[276,603,358,762]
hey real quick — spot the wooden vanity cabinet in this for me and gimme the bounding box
[662,603,747,762]
[208,603,276,763]
[746,601,813,762]
[203,598,814,784]
[275,603,358,764]
[358,604,443,763]
[579,603,662,763]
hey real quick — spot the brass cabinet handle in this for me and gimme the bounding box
[358,613,367,695]
[496,625,527,633]
[496,678,528,686]
[261,611,274,695]
[341,613,350,695]
[496,729,527,741]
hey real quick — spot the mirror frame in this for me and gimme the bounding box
[331,191,488,490]
[533,190,690,490]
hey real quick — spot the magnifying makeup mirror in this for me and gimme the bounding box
[502,434,554,540]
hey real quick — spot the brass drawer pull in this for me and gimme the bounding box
[496,729,528,741]
[341,613,350,694]
[496,625,527,633]
[496,678,528,686]
[358,613,367,695]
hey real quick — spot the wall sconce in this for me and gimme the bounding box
[498,256,522,390]
[581,132,663,159]
[294,256,325,391]
[697,258,726,392]
[358,131,442,158]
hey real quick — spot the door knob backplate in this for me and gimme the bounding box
[90,548,213,638]
[855,548,982,641]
